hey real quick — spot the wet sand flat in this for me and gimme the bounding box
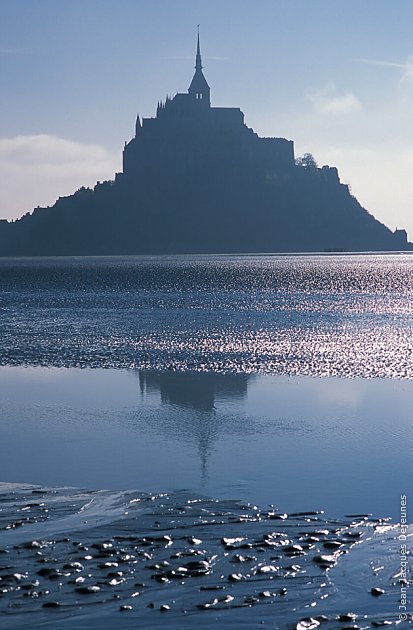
[0,484,409,629]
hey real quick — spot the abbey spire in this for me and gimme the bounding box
[188,28,210,106]
[195,29,202,70]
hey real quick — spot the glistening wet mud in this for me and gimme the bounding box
[0,484,410,629]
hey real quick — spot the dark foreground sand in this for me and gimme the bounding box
[0,484,410,629]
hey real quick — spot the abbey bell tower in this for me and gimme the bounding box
[188,30,211,107]
[122,30,295,182]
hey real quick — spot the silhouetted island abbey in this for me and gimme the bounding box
[0,34,410,255]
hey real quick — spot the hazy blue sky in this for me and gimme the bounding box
[2,0,413,236]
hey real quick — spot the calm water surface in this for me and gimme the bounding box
[0,254,412,518]
[0,366,412,519]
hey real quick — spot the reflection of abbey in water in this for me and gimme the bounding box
[138,371,250,412]
[138,371,251,482]
[122,32,294,182]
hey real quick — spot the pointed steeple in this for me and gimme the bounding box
[195,26,202,70]
[188,27,211,107]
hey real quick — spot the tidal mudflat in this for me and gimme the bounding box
[0,484,408,629]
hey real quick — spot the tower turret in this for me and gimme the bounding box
[188,29,211,106]
[135,113,141,137]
